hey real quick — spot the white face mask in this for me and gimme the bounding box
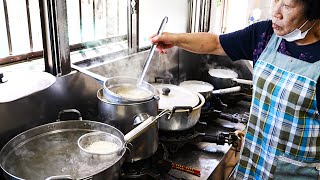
[276,21,314,42]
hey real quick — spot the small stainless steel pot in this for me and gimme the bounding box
[179,80,214,99]
[208,68,252,90]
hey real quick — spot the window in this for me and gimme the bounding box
[139,0,189,48]
[209,0,272,34]
[67,0,128,64]
[0,0,43,66]
[0,0,128,68]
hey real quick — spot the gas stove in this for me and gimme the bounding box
[120,94,251,179]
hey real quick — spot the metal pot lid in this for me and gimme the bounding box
[208,68,238,79]
[152,84,199,110]
[179,80,214,93]
[0,71,56,103]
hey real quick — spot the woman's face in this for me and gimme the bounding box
[271,0,309,36]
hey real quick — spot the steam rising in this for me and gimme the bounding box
[92,50,177,84]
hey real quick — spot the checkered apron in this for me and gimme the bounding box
[234,34,320,179]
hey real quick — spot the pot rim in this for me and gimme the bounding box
[179,80,214,93]
[103,76,158,103]
[208,68,239,79]
[97,88,159,105]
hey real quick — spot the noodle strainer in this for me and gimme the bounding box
[77,131,124,155]
[78,110,171,155]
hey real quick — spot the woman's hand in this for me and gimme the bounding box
[149,32,177,54]
[234,130,245,138]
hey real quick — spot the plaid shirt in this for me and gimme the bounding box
[235,34,320,179]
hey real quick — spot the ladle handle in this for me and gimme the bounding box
[71,64,107,83]
[136,16,168,86]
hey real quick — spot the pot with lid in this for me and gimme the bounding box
[152,84,205,131]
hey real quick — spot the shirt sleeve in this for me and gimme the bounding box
[219,20,272,61]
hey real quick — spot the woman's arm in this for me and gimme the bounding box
[151,32,227,55]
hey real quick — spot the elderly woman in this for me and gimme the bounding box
[151,0,320,179]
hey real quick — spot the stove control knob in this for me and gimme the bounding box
[162,87,170,96]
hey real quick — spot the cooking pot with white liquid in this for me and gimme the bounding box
[103,76,159,104]
[208,68,252,90]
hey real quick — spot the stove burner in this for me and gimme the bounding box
[120,144,189,180]
[159,122,240,154]
[201,95,249,124]
[120,144,166,179]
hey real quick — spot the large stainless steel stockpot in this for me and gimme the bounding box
[97,89,159,162]
[0,113,125,180]
[152,84,205,131]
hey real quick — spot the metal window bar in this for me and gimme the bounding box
[117,0,119,34]
[128,0,138,54]
[26,0,33,51]
[3,0,12,55]
[93,0,96,39]
[79,0,83,42]
[105,0,108,37]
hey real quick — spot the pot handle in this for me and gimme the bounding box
[167,106,193,120]
[232,78,253,85]
[172,106,193,113]
[71,64,107,84]
[211,86,241,95]
[57,109,82,121]
[124,109,170,143]
[45,175,74,180]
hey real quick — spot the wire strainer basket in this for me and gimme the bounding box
[77,131,124,155]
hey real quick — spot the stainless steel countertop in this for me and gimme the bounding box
[167,100,250,179]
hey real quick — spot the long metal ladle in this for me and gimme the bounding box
[136,16,168,86]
